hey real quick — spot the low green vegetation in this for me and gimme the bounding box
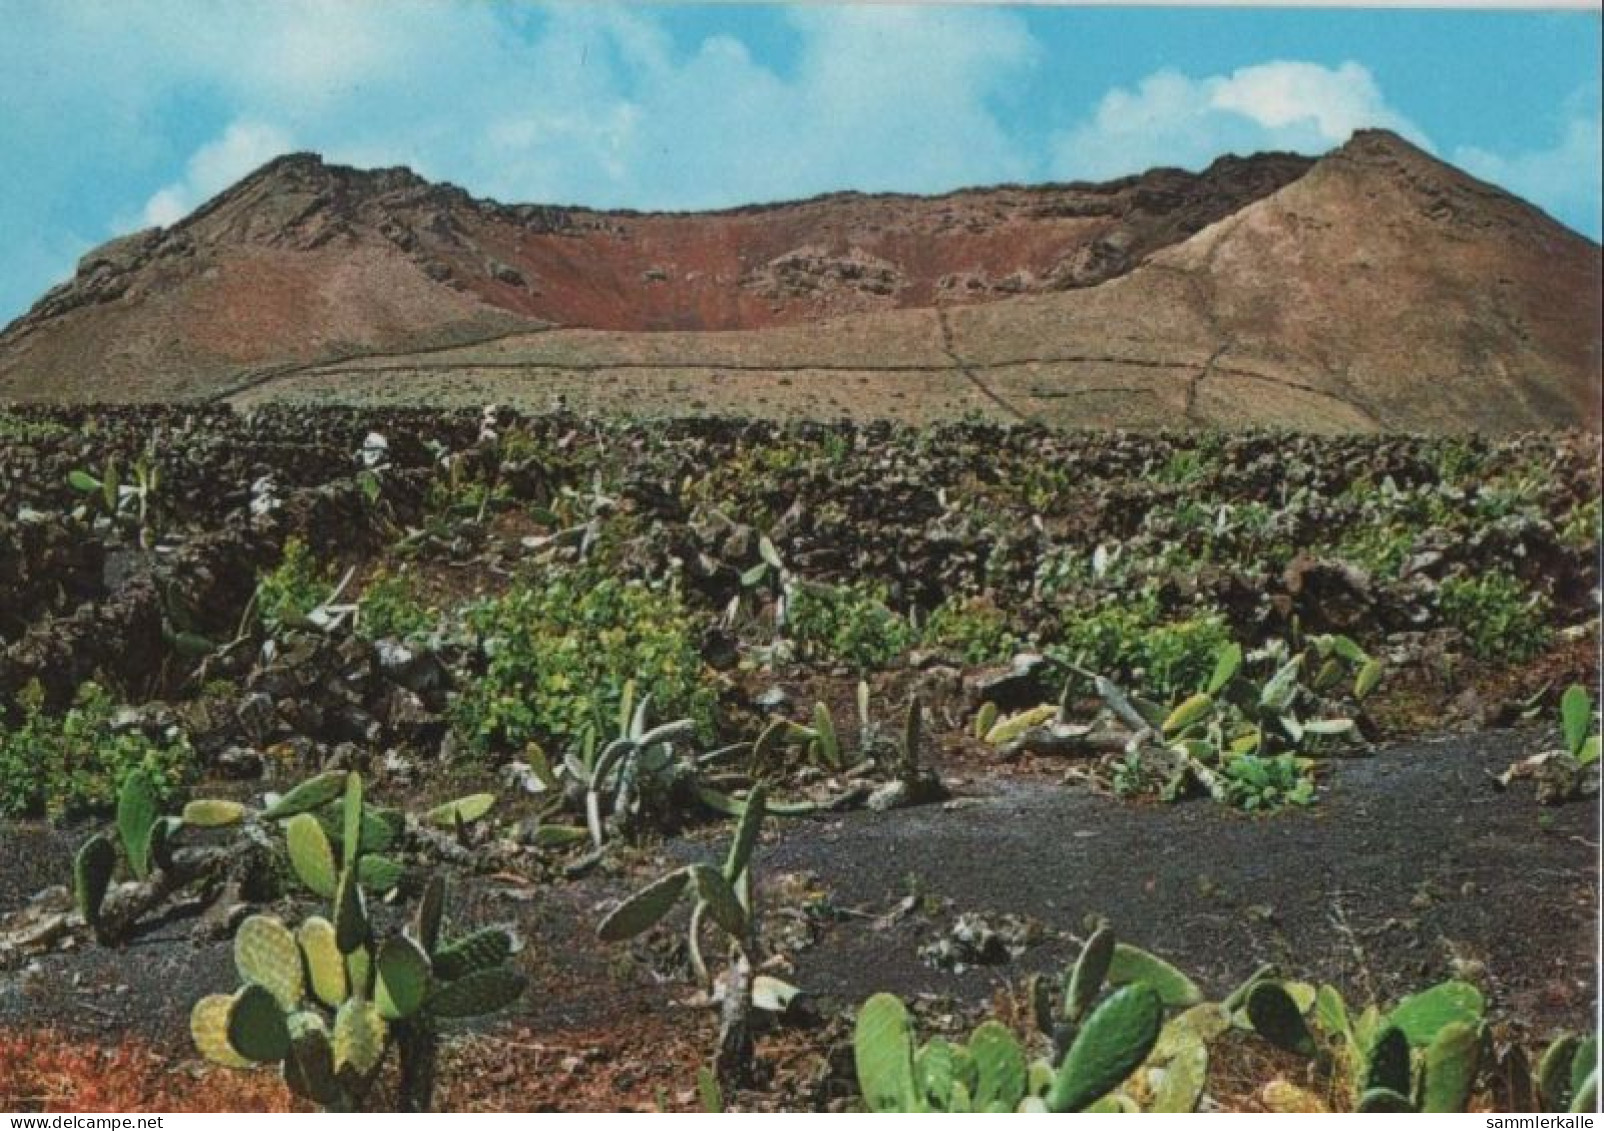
[0,411,70,443]
[255,537,339,635]
[786,579,914,671]
[452,570,717,755]
[0,680,193,818]
[356,570,437,641]
[1052,599,1233,704]
[1437,570,1552,663]
[919,596,1019,665]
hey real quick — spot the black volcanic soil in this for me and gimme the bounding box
[4,728,1593,1053]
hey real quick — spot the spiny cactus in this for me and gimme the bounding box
[73,767,496,945]
[853,983,1162,1113]
[854,923,1186,1113]
[1537,1032,1600,1113]
[597,787,784,1089]
[191,773,525,1112]
[1244,977,1490,1111]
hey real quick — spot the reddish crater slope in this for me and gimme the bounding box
[0,130,1597,433]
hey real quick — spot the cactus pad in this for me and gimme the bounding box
[813,702,840,767]
[1065,924,1115,1023]
[235,914,304,1010]
[297,917,348,1008]
[227,983,291,1064]
[182,799,247,827]
[1571,1037,1598,1102]
[148,816,182,873]
[285,813,338,898]
[1047,984,1163,1113]
[974,702,999,740]
[262,771,347,820]
[1150,1036,1209,1113]
[1387,980,1483,1047]
[597,868,690,941]
[191,993,253,1068]
[1421,1021,1480,1112]
[691,864,748,940]
[340,773,363,869]
[321,806,404,856]
[1162,693,1213,736]
[1246,982,1317,1059]
[346,945,373,999]
[332,996,387,1076]
[432,927,514,981]
[284,1012,342,1106]
[722,784,767,883]
[425,793,496,827]
[429,965,528,1019]
[854,993,919,1112]
[357,854,403,893]
[1572,1068,1599,1115]
[73,833,115,926]
[1363,1024,1411,1096]
[376,935,433,1020]
[116,769,159,880]
[334,865,369,954]
[1107,943,1202,1007]
[414,874,446,955]
[969,1020,1026,1112]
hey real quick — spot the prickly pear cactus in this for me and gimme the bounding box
[428,966,527,1019]
[73,833,115,927]
[190,774,525,1112]
[116,769,159,880]
[235,914,305,1011]
[968,1021,1027,1112]
[376,936,433,1020]
[1420,1021,1480,1113]
[1246,981,1318,1058]
[431,927,514,981]
[285,813,339,898]
[298,917,348,1008]
[854,993,919,1112]
[1047,983,1164,1112]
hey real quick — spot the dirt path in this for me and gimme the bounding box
[1,728,1595,1055]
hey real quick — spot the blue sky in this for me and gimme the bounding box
[1,3,1599,324]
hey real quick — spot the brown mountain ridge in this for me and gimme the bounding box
[1,129,1598,432]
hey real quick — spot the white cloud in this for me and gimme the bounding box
[1453,85,1601,236]
[1051,60,1427,181]
[142,120,296,227]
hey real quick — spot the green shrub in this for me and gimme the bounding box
[1219,753,1316,812]
[0,412,70,444]
[0,681,193,818]
[357,570,436,641]
[452,572,716,755]
[1437,571,1551,663]
[786,580,913,671]
[1052,599,1232,702]
[1560,496,1601,552]
[255,537,335,634]
[919,596,1019,665]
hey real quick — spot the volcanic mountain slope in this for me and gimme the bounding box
[0,130,1598,432]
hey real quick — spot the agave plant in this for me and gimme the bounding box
[191,774,525,1111]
